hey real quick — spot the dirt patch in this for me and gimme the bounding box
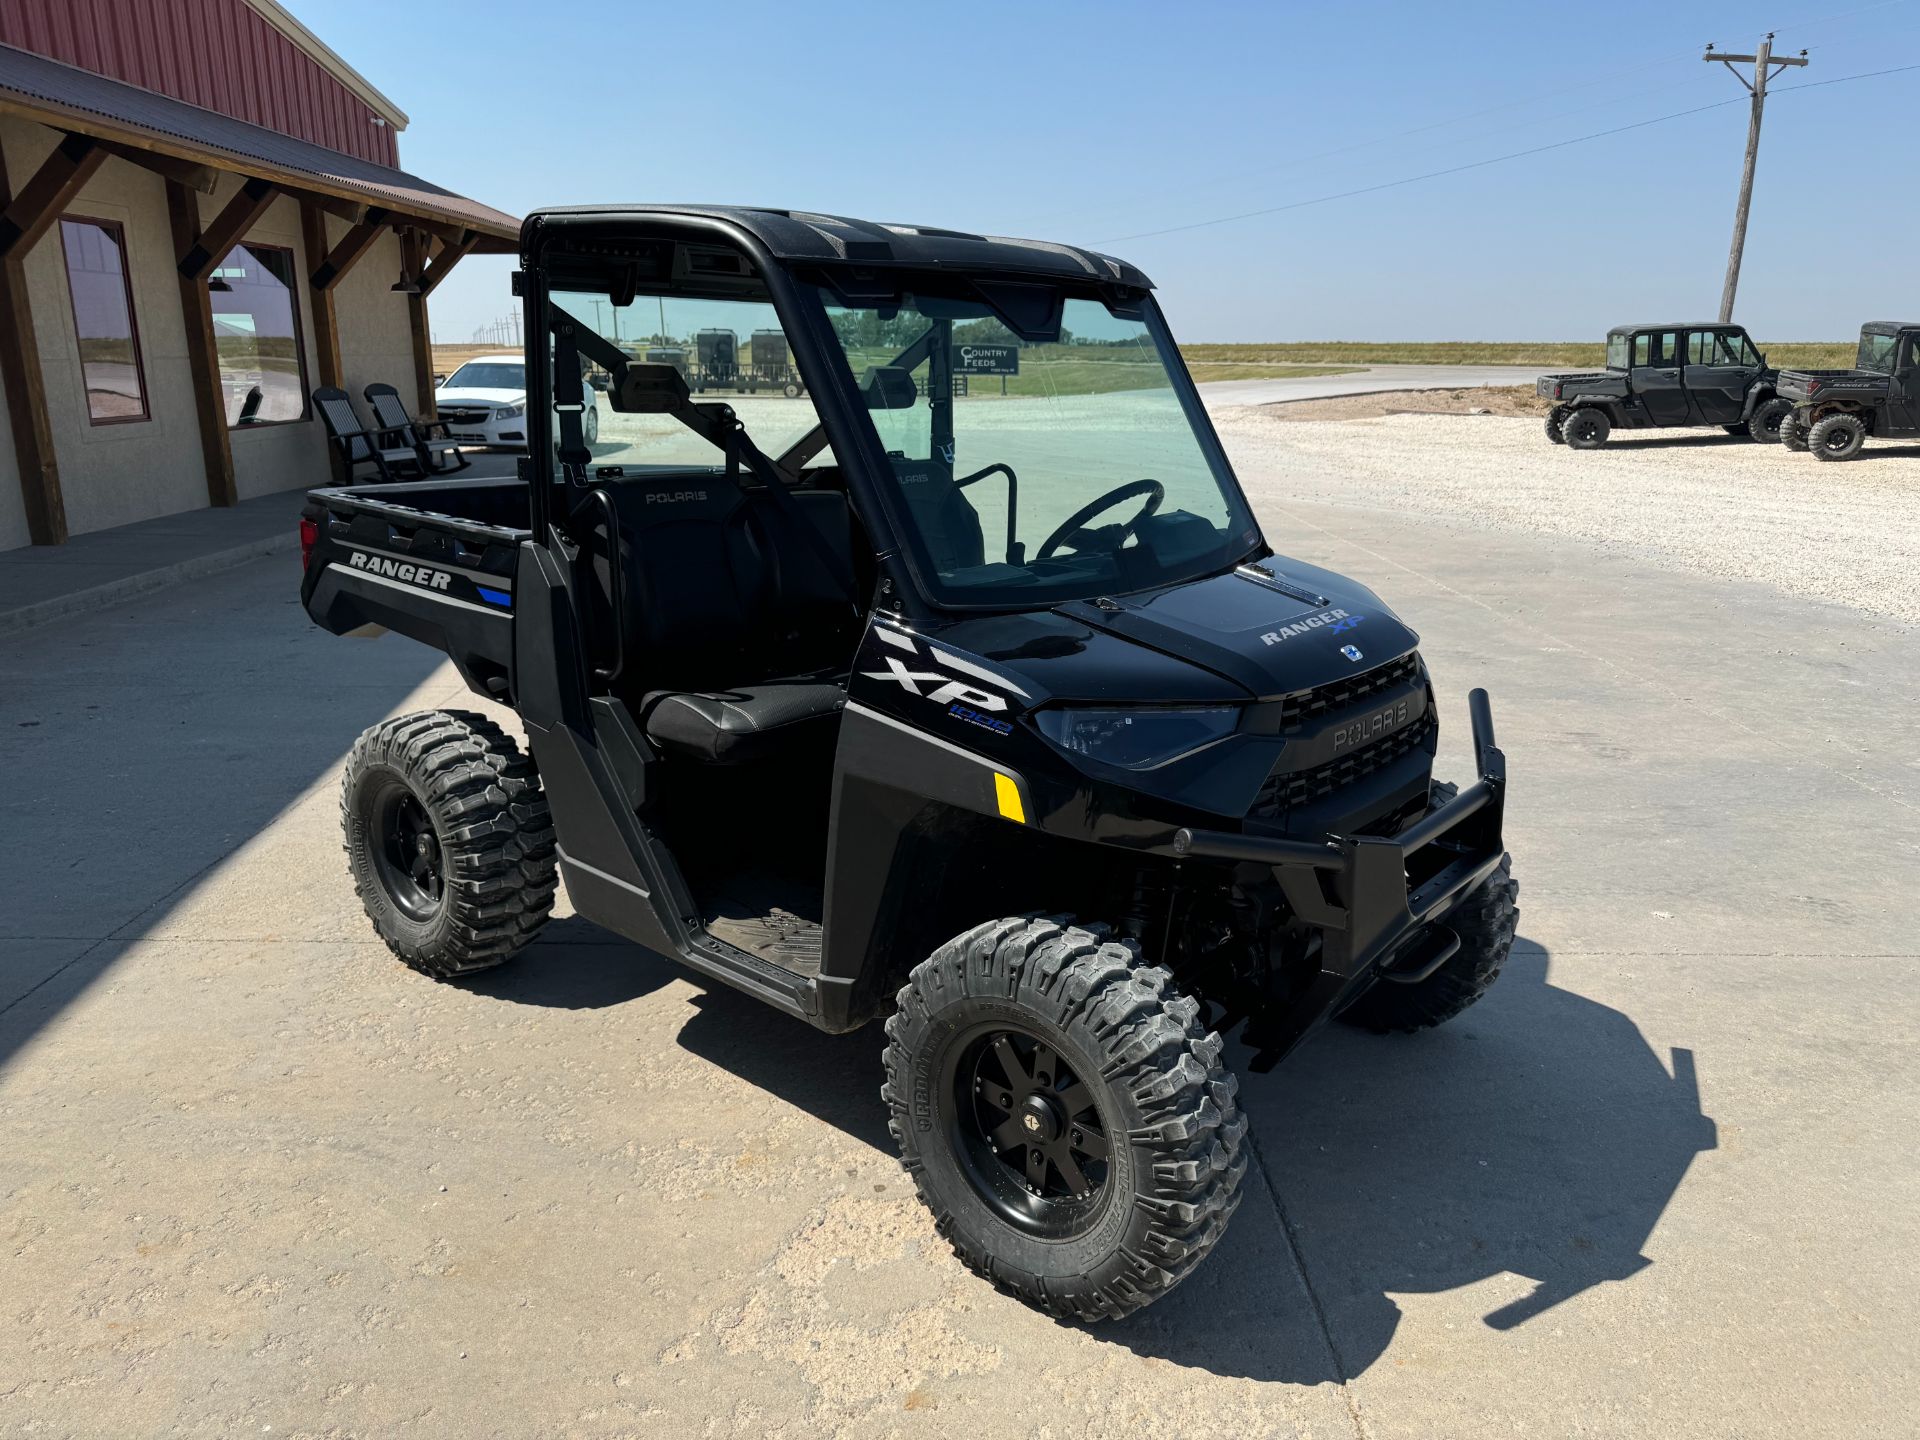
[1260,384,1550,423]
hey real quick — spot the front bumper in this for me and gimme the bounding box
[1162,688,1508,1069]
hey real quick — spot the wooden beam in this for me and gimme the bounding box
[0,93,519,248]
[94,138,218,194]
[286,186,369,225]
[309,207,390,290]
[300,201,343,393]
[406,215,468,248]
[0,132,105,259]
[417,230,477,298]
[402,230,436,421]
[167,180,236,508]
[0,146,65,544]
[176,176,277,281]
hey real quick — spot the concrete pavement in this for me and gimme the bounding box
[2,438,1916,1435]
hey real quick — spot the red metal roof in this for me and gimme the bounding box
[0,42,517,243]
[0,0,401,164]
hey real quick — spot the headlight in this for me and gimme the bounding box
[495,403,526,419]
[1032,706,1239,771]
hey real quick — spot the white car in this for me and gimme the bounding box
[434,353,600,449]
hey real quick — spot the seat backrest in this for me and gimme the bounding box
[363,383,411,433]
[890,458,984,575]
[312,389,370,462]
[602,471,776,692]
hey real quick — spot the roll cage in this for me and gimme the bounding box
[514,209,1260,621]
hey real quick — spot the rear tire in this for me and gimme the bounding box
[341,710,557,979]
[884,917,1246,1321]
[1563,407,1610,449]
[1545,404,1569,444]
[1745,397,1791,443]
[1338,785,1518,1034]
[1808,412,1866,461]
[1781,414,1810,451]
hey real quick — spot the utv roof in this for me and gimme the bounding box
[1606,321,1748,335]
[1861,319,1920,333]
[523,204,1154,290]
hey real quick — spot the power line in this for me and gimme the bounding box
[1093,60,1920,245]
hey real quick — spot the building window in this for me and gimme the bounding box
[59,217,149,425]
[209,243,308,426]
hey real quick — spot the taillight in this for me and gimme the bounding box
[1807,380,1821,395]
[299,516,319,571]
[1553,383,1564,399]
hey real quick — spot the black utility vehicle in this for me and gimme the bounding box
[1538,322,1787,447]
[300,206,1517,1320]
[1777,321,1920,460]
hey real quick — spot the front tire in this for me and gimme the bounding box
[1338,785,1518,1034]
[1808,411,1866,461]
[341,710,558,979]
[1745,397,1791,443]
[884,918,1246,1321]
[1563,407,1610,448]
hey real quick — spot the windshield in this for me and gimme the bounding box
[1857,332,1899,374]
[547,290,825,469]
[816,289,1258,607]
[444,362,525,391]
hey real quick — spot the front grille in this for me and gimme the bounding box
[439,407,489,425]
[1251,715,1433,819]
[1276,653,1422,734]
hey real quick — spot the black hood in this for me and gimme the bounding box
[919,556,1419,708]
[1052,557,1417,701]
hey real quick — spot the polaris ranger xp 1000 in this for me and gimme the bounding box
[300,206,1517,1321]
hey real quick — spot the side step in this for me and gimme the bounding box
[703,906,823,976]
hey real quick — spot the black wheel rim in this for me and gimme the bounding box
[1823,425,1854,452]
[945,1024,1112,1238]
[369,777,445,922]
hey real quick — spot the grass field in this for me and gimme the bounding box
[1180,340,1860,369]
[433,340,1865,386]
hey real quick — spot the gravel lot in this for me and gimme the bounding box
[1214,409,1920,626]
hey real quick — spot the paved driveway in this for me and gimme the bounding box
[2,433,1914,1436]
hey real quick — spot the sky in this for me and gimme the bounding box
[302,0,1920,344]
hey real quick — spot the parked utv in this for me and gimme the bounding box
[1538,322,1787,447]
[1777,321,1920,460]
[299,205,1517,1321]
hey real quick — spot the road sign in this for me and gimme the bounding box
[952,344,1019,376]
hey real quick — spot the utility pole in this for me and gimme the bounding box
[1703,34,1807,322]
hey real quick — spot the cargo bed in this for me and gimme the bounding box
[301,476,531,699]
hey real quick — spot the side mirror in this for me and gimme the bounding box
[862,365,918,410]
[608,361,691,413]
[432,373,446,385]
[587,372,610,392]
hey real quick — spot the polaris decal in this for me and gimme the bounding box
[347,550,452,591]
[1260,608,1360,646]
[864,627,1021,713]
[1332,697,1409,751]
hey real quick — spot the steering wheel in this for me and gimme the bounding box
[1036,479,1166,561]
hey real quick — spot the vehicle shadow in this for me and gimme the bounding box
[457,916,688,1011]
[1103,939,1717,1381]
[601,935,1714,1383]
[1602,432,1755,449]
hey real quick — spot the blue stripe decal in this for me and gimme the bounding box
[476,586,513,607]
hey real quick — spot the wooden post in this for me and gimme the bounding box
[417,230,476,299]
[300,201,342,392]
[1703,37,1808,322]
[0,141,68,543]
[402,230,436,420]
[167,180,236,508]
